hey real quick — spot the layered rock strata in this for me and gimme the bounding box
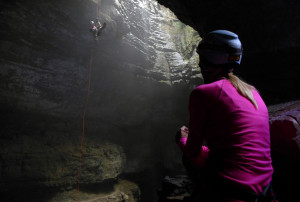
[0,0,200,201]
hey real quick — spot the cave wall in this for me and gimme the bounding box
[157,0,300,104]
[0,0,201,200]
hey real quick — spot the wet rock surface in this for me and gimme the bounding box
[0,137,126,191]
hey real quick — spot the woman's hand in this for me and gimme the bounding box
[175,126,189,143]
[180,126,189,138]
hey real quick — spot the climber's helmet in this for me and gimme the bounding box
[90,20,95,25]
[197,30,243,66]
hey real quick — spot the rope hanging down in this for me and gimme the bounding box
[77,50,94,201]
[77,1,99,200]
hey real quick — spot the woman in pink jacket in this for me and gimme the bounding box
[177,30,276,201]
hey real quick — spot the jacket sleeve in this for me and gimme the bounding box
[178,87,210,166]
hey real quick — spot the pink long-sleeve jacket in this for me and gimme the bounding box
[178,78,273,194]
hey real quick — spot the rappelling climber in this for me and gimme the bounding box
[90,18,102,35]
[90,18,104,39]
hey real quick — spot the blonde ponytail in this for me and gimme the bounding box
[227,73,258,109]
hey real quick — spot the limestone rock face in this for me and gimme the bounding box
[0,0,199,200]
[0,0,200,118]
[0,0,200,172]
[115,0,201,85]
[49,179,141,202]
[0,139,125,190]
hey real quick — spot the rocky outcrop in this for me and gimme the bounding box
[0,139,125,190]
[115,0,201,85]
[48,179,140,202]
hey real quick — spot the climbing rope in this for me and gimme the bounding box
[77,1,99,201]
[97,0,99,18]
[77,50,94,201]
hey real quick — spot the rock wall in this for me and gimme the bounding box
[0,0,200,118]
[0,0,200,201]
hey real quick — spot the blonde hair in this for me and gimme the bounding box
[227,72,258,109]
